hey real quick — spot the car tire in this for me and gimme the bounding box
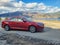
[4,25,10,31]
[29,26,36,33]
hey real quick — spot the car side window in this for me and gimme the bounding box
[17,18,23,22]
[10,18,17,21]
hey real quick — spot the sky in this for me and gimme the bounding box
[17,0,60,7]
[0,0,60,14]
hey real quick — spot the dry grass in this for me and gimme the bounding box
[34,20,60,29]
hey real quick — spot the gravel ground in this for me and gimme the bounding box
[0,33,60,45]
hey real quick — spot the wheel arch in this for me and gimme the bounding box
[4,24,10,28]
[28,25,37,30]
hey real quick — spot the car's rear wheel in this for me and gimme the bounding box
[29,26,36,33]
[4,25,10,31]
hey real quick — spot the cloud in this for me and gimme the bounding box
[0,0,11,2]
[0,0,60,14]
[26,3,37,8]
[38,3,46,10]
[45,6,60,13]
[13,1,25,8]
[0,0,16,2]
[0,0,15,7]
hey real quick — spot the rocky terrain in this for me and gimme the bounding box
[0,32,60,45]
[22,11,60,19]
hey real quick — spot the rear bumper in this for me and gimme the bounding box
[1,23,4,28]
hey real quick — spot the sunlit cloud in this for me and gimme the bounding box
[26,3,37,8]
[0,0,60,14]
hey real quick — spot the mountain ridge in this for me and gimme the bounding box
[0,11,60,19]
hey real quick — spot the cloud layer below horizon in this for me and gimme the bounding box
[0,0,60,14]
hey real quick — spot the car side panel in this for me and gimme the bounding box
[16,22,31,30]
[8,21,18,29]
[2,21,18,29]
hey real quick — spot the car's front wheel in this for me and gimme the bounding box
[4,25,10,31]
[29,26,36,33]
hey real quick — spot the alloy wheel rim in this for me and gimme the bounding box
[30,26,36,32]
[5,26,9,31]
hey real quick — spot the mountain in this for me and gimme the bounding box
[0,11,60,19]
[0,11,23,17]
[45,11,60,18]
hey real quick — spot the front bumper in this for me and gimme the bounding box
[37,25,44,32]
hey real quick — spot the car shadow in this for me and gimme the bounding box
[10,29,29,32]
[9,27,60,33]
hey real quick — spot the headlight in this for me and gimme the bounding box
[37,23,44,27]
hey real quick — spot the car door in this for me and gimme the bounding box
[9,18,18,29]
[16,18,28,30]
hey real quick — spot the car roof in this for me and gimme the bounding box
[10,16,24,19]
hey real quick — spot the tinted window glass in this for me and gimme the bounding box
[10,18,17,21]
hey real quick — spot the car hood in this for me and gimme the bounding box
[28,21,44,25]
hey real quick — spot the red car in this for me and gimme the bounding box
[1,16,44,33]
